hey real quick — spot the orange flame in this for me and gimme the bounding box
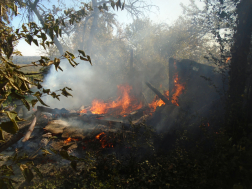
[95,132,105,140]
[171,73,185,106]
[149,91,169,112]
[64,137,72,144]
[64,137,78,144]
[226,57,231,63]
[80,109,87,114]
[88,84,142,116]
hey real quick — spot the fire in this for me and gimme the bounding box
[80,109,87,114]
[64,137,72,144]
[88,84,142,116]
[226,57,231,63]
[64,137,78,144]
[149,91,169,112]
[171,73,185,106]
[95,132,105,140]
[95,132,113,148]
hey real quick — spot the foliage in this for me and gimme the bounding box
[0,0,94,140]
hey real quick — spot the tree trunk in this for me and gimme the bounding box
[87,0,99,55]
[226,0,252,129]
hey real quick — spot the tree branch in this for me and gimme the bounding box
[26,0,64,55]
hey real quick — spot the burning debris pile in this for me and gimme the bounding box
[0,58,226,171]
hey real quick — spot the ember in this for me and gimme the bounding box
[171,73,185,106]
[95,132,114,148]
[64,137,78,144]
[95,132,105,140]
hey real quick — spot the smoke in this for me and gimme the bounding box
[42,58,121,110]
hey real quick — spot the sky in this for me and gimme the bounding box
[12,0,193,56]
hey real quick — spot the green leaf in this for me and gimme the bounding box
[66,51,75,59]
[39,59,46,66]
[20,81,29,91]
[5,111,18,121]
[62,19,65,26]
[78,50,86,57]
[80,56,88,61]
[66,58,76,67]
[32,39,38,46]
[22,24,28,32]
[25,34,33,45]
[87,55,92,65]
[41,56,50,61]
[71,59,79,66]
[41,33,47,42]
[33,91,42,97]
[6,111,24,122]
[34,78,43,82]
[20,164,34,183]
[54,58,62,71]
[47,60,54,66]
[42,88,50,94]
[58,66,63,71]
[14,115,25,122]
[36,96,49,107]
[33,29,39,35]
[0,120,19,134]
[21,98,30,111]
[10,92,25,100]
[31,99,38,107]
[66,87,72,91]
[8,81,19,91]
[50,92,60,101]
[61,88,73,97]
[111,1,115,9]
[37,82,42,89]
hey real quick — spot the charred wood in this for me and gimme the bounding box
[145,81,171,105]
